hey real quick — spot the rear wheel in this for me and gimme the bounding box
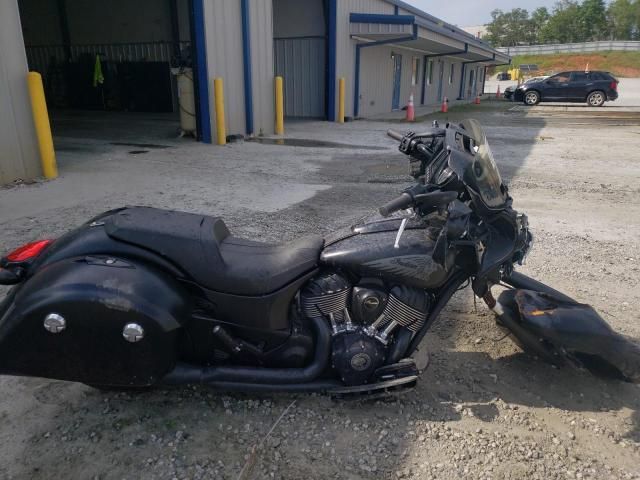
[587,90,605,107]
[523,91,540,106]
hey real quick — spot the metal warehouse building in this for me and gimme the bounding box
[0,0,508,184]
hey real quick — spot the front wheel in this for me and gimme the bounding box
[523,91,540,106]
[587,91,605,107]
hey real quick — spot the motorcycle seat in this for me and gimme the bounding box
[104,207,323,295]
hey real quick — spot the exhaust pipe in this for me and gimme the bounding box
[163,316,331,385]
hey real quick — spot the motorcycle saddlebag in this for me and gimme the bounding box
[497,289,640,383]
[0,256,189,386]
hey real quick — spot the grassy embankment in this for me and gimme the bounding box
[492,51,640,77]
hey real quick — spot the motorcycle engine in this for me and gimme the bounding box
[301,274,430,386]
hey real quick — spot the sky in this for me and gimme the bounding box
[402,0,559,27]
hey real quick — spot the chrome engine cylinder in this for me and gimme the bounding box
[300,273,351,321]
[377,286,430,337]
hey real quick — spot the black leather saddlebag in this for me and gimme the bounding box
[0,256,189,386]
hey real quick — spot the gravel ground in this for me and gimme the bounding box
[1,103,639,479]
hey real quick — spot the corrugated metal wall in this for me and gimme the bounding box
[336,0,395,117]
[273,0,325,118]
[339,0,495,118]
[199,0,492,132]
[203,0,246,136]
[0,0,40,184]
[248,0,274,135]
[274,38,325,117]
[202,0,274,137]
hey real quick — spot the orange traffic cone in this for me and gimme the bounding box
[496,85,501,98]
[474,94,480,105]
[441,96,448,113]
[406,93,415,122]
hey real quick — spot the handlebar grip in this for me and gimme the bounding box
[387,129,404,141]
[378,192,413,217]
[415,144,430,156]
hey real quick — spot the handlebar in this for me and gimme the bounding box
[379,190,458,217]
[378,192,413,217]
[387,129,404,141]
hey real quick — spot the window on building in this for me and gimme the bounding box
[411,57,420,86]
[449,63,455,84]
[427,60,434,85]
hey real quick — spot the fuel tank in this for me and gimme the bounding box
[321,219,451,289]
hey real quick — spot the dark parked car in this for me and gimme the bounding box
[514,71,619,106]
[504,76,549,100]
[496,72,511,81]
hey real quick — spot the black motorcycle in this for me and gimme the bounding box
[1,119,638,396]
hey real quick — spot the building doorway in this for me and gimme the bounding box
[18,0,196,146]
[272,0,326,119]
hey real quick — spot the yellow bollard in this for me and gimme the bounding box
[275,76,284,135]
[338,77,345,123]
[213,77,226,145]
[27,72,57,179]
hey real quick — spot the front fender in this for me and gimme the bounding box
[495,287,640,383]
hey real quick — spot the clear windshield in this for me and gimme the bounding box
[460,119,507,208]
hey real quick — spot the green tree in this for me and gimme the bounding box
[530,7,551,42]
[579,0,609,40]
[486,9,507,46]
[608,0,635,40]
[539,0,583,43]
[633,0,640,39]
[486,8,533,46]
[486,0,633,45]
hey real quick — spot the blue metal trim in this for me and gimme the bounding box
[349,13,414,24]
[192,0,211,143]
[458,63,466,100]
[240,0,254,135]
[353,24,417,117]
[420,55,428,104]
[481,66,488,96]
[327,0,337,121]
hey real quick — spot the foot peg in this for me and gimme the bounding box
[329,358,421,400]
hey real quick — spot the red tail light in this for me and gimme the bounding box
[610,81,618,91]
[5,239,54,262]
